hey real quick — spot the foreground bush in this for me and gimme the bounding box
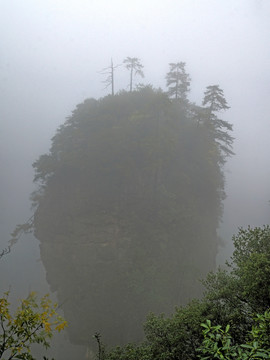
[0,292,67,360]
[97,226,270,360]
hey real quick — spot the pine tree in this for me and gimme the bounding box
[202,85,234,161]
[123,57,144,92]
[202,85,230,112]
[166,62,190,100]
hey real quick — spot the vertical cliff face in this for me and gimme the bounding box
[32,87,232,346]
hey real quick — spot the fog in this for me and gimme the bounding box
[0,0,270,356]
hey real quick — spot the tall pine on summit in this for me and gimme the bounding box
[202,85,234,161]
[203,84,230,112]
[123,57,144,92]
[166,62,191,100]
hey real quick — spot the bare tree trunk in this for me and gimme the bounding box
[111,58,114,96]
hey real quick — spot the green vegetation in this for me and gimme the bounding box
[0,292,67,360]
[5,61,269,358]
[94,226,270,360]
[30,64,233,347]
[198,312,270,359]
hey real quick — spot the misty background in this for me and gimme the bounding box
[0,0,269,324]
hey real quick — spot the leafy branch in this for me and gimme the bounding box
[0,292,67,360]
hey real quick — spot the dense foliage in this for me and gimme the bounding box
[96,226,270,360]
[198,312,270,359]
[31,79,232,346]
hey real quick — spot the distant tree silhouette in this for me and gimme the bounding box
[166,62,190,100]
[123,57,144,92]
[202,84,230,113]
[99,58,121,96]
[201,84,234,161]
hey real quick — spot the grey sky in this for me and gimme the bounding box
[0,0,270,293]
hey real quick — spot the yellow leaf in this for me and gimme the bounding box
[55,321,68,332]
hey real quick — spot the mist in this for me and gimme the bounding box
[1,0,270,358]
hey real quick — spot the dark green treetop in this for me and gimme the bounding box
[201,85,231,132]
[202,84,230,112]
[199,84,234,162]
